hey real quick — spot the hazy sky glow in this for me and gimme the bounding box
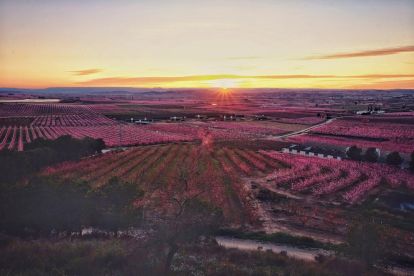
[1,0,413,89]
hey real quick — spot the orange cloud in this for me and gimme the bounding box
[304,45,414,60]
[345,79,414,89]
[75,74,414,86]
[69,69,103,76]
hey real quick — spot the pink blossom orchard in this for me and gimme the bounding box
[0,126,12,150]
[276,117,325,125]
[7,126,17,150]
[260,151,414,203]
[192,121,288,136]
[291,134,414,154]
[42,144,276,224]
[0,104,93,115]
[310,118,414,140]
[0,125,193,151]
[146,124,255,140]
[29,113,116,127]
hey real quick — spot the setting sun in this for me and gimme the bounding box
[211,78,238,90]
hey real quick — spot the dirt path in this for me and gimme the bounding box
[216,236,414,276]
[216,236,331,261]
[242,172,345,244]
[272,118,337,139]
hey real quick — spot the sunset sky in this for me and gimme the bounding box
[1,0,413,89]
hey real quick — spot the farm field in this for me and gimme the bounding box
[0,125,192,150]
[247,151,414,247]
[0,102,326,151]
[302,115,414,154]
[310,116,414,140]
[261,151,414,203]
[43,143,285,225]
[0,103,117,127]
[1,90,414,275]
[41,142,414,247]
[291,133,414,155]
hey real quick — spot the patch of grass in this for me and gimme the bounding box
[0,234,393,276]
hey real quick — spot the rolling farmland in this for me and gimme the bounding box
[0,103,317,151]
[43,144,284,225]
[2,0,414,273]
[1,91,414,275]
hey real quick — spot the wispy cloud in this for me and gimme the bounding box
[69,69,103,76]
[75,74,414,86]
[227,56,261,60]
[303,45,414,60]
[345,79,414,90]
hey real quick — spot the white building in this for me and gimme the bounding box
[282,144,346,161]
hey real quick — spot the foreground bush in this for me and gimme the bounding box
[0,235,390,276]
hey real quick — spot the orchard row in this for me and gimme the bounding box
[43,144,282,224]
[261,151,414,203]
[0,125,193,151]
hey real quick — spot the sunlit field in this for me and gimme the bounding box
[1,0,414,274]
[1,88,414,276]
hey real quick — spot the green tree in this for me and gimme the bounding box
[0,136,106,185]
[82,137,106,155]
[154,198,224,270]
[25,137,49,150]
[92,177,144,237]
[27,147,58,170]
[138,177,224,272]
[54,178,93,236]
[343,222,383,268]
[386,151,404,166]
[51,135,86,161]
[93,138,106,154]
[0,176,92,237]
[364,147,379,163]
[0,149,32,184]
[347,145,363,161]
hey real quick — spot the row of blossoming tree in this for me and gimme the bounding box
[260,151,414,203]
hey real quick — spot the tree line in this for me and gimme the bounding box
[0,135,106,184]
[0,176,143,238]
[347,145,414,169]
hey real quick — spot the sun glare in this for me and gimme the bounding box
[211,78,237,90]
